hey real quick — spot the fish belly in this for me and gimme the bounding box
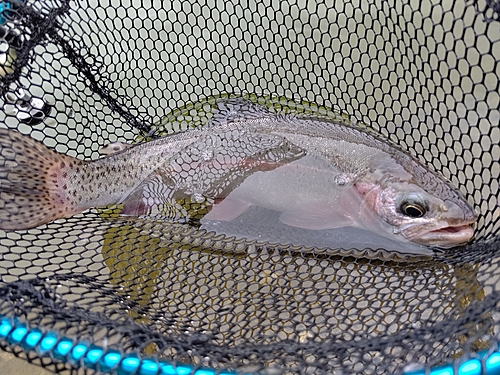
[206,154,362,230]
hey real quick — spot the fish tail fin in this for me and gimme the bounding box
[0,128,84,230]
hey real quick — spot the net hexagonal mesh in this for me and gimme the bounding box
[0,0,499,374]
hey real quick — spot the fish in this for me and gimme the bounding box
[0,97,477,249]
[0,123,305,231]
[201,99,477,248]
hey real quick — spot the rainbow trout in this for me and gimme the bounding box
[0,98,477,249]
[0,122,305,230]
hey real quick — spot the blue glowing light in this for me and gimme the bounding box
[159,362,177,375]
[194,369,216,375]
[458,358,481,375]
[9,326,27,343]
[70,343,88,361]
[429,365,454,375]
[102,351,121,370]
[485,352,500,374]
[0,2,12,24]
[55,339,73,357]
[158,363,194,375]
[176,364,195,375]
[120,356,141,373]
[85,347,103,364]
[139,359,159,375]
[39,334,58,352]
[24,330,42,348]
[0,319,13,338]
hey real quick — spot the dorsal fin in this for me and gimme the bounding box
[208,98,276,126]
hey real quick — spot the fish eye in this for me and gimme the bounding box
[400,201,427,218]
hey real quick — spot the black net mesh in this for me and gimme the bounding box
[0,0,499,374]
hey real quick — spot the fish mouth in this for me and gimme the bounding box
[412,224,475,248]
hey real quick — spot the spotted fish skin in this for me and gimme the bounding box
[0,125,304,230]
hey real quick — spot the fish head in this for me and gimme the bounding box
[356,180,478,248]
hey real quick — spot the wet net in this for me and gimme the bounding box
[0,0,499,374]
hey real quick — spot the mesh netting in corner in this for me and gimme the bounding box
[0,0,499,374]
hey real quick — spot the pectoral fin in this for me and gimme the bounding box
[279,185,366,230]
[279,200,355,230]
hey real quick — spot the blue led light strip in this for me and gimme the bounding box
[403,351,500,375]
[0,316,239,375]
[1,314,499,375]
[0,1,13,24]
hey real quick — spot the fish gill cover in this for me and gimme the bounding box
[0,0,499,374]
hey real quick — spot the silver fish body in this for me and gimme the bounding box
[0,98,477,249]
[204,99,477,248]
